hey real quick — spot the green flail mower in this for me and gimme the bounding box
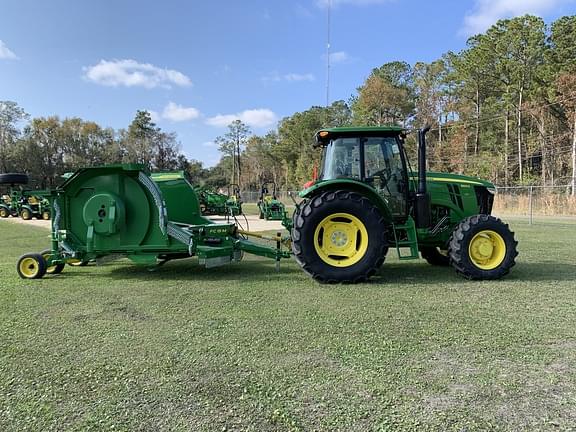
[16,165,290,279]
[257,182,287,221]
[0,173,51,220]
[15,126,519,284]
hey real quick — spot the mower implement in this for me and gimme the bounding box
[16,165,290,279]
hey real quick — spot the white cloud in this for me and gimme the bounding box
[83,59,192,89]
[461,0,573,36]
[162,102,200,122]
[202,141,217,147]
[285,73,316,82]
[263,72,315,83]
[206,109,277,128]
[147,110,160,123]
[328,51,349,64]
[0,40,17,60]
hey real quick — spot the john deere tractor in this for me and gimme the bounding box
[258,182,286,221]
[291,126,518,283]
[226,183,243,216]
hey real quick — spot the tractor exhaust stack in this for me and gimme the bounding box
[415,126,431,228]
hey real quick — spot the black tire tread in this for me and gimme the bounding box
[420,246,450,266]
[448,214,518,280]
[292,190,388,283]
[0,173,29,185]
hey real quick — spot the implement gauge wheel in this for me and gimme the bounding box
[17,253,47,279]
[41,249,64,275]
[292,190,387,283]
[448,214,518,280]
[420,247,450,266]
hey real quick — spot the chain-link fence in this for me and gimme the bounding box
[494,185,576,225]
[239,185,576,225]
[238,190,299,205]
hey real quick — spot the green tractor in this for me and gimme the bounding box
[0,173,51,220]
[194,186,229,216]
[258,181,287,221]
[291,126,518,283]
[225,183,243,216]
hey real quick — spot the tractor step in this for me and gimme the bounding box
[391,217,419,260]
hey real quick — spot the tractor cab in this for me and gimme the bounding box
[314,127,409,221]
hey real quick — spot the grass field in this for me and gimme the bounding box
[1,218,576,431]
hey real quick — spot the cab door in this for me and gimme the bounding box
[363,137,408,220]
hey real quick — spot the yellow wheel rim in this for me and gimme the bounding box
[19,257,40,278]
[22,210,30,219]
[42,212,50,220]
[468,230,506,270]
[0,209,6,217]
[41,252,58,274]
[313,212,369,267]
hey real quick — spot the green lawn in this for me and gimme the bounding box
[1,219,575,431]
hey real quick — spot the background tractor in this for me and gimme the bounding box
[291,126,518,283]
[0,173,51,220]
[257,181,287,221]
[225,183,243,216]
[194,186,229,216]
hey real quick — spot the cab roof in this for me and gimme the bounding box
[314,125,405,147]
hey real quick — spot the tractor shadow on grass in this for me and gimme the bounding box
[373,260,576,285]
[62,258,576,286]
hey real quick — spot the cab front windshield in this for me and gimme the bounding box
[320,136,404,181]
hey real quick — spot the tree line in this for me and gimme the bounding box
[1,14,575,192]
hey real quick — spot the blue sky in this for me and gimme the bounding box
[1,0,574,167]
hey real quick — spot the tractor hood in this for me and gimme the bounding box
[410,172,495,192]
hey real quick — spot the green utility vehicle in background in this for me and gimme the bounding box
[291,126,518,283]
[0,173,51,220]
[257,181,287,221]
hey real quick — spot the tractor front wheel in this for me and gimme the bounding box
[0,207,8,218]
[448,214,518,280]
[17,253,47,279]
[41,210,50,220]
[292,190,387,283]
[20,209,32,220]
[420,247,450,266]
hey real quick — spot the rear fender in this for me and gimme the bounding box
[299,179,393,222]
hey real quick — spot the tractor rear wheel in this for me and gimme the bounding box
[448,214,518,280]
[17,253,47,279]
[41,249,65,275]
[420,247,450,266]
[292,190,387,283]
